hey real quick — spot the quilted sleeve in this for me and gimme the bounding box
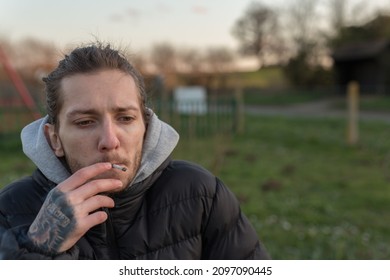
[0,212,79,260]
[201,178,270,259]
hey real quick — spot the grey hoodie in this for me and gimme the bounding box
[21,108,179,187]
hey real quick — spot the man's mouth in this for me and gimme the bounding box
[111,163,127,172]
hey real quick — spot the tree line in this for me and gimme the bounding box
[1,0,390,90]
[232,0,390,87]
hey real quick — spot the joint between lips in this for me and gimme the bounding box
[111,163,127,172]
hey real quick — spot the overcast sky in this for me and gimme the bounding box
[1,0,389,52]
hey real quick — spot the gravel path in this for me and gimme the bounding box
[245,99,390,123]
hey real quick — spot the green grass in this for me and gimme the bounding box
[233,67,288,88]
[1,113,390,259]
[173,115,390,259]
[243,89,332,106]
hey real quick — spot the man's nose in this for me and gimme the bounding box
[98,120,120,152]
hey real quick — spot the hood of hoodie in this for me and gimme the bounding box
[21,108,179,187]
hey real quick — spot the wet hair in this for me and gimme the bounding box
[43,42,147,126]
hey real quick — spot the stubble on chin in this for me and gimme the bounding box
[62,151,143,192]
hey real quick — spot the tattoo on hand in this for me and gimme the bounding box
[28,189,76,254]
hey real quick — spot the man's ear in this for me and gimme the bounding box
[44,123,64,157]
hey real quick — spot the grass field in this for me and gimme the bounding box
[173,114,390,259]
[2,111,389,259]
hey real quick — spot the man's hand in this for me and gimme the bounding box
[27,162,122,255]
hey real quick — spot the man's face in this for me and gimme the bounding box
[46,69,146,190]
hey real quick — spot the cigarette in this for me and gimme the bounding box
[111,163,127,172]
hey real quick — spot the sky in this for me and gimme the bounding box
[1,0,390,53]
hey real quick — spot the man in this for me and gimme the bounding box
[0,43,269,259]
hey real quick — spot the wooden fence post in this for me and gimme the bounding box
[347,81,359,145]
[234,83,244,135]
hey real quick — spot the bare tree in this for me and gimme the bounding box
[150,43,178,92]
[349,0,375,25]
[150,42,176,75]
[2,38,58,83]
[282,0,334,86]
[231,1,282,68]
[288,0,320,57]
[0,38,13,81]
[175,48,206,86]
[17,38,58,69]
[128,51,149,75]
[150,43,177,95]
[204,47,235,92]
[178,48,203,74]
[205,47,235,73]
[329,0,348,34]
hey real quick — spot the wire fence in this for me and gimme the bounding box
[0,95,243,139]
[151,95,243,138]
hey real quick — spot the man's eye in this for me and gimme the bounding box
[76,120,94,126]
[119,116,134,122]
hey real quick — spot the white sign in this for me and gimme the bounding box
[174,86,207,115]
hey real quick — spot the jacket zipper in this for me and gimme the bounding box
[104,207,120,259]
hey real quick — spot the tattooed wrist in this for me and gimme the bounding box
[28,188,76,254]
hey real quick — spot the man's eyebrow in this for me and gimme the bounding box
[66,108,98,118]
[114,105,140,113]
[66,106,140,118]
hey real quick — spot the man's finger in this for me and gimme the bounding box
[79,210,109,231]
[57,162,113,192]
[66,179,122,204]
[77,195,115,216]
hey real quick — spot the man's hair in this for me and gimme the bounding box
[43,42,147,126]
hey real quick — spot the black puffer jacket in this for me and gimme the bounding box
[0,160,269,259]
